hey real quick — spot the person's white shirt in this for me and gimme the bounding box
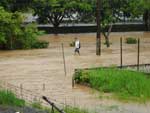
[75,40,80,49]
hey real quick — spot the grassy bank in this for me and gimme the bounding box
[74,68,150,102]
[0,90,25,107]
[32,102,88,113]
[0,90,88,113]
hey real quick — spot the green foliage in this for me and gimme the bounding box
[31,102,43,109]
[33,0,92,27]
[69,41,75,47]
[126,37,137,44]
[0,7,49,50]
[19,24,39,49]
[0,90,25,107]
[0,7,23,49]
[0,0,33,12]
[32,40,49,49]
[74,70,83,84]
[36,30,47,36]
[64,106,88,113]
[0,0,13,11]
[103,42,112,45]
[31,101,88,113]
[75,68,150,102]
[19,24,49,49]
[74,70,90,84]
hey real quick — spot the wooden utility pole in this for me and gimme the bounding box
[148,11,150,31]
[96,0,101,55]
[120,37,123,68]
[137,38,140,71]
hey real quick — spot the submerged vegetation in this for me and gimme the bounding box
[126,37,137,44]
[75,68,150,102]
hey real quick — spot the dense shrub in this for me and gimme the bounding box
[0,90,25,107]
[32,40,49,49]
[0,7,49,50]
[126,37,137,44]
[75,68,150,102]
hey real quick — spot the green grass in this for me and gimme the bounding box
[75,68,150,102]
[64,106,89,113]
[31,101,88,113]
[0,89,88,113]
[0,90,25,107]
[31,102,43,109]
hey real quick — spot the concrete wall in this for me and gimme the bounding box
[37,24,147,34]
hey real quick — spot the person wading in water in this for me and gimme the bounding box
[74,37,81,55]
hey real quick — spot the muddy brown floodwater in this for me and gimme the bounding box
[0,32,150,113]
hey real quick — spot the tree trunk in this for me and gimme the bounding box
[143,10,150,31]
[53,22,60,28]
[147,11,150,31]
[104,34,110,47]
[49,13,64,28]
[103,24,113,48]
[96,0,101,55]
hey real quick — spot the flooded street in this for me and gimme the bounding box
[0,32,150,113]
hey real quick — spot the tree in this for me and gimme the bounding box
[0,0,33,12]
[119,0,150,31]
[88,0,147,48]
[11,0,33,12]
[0,7,23,49]
[0,0,13,11]
[0,7,48,50]
[141,0,150,30]
[32,0,92,27]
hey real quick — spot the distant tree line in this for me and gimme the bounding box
[0,0,149,49]
[32,0,150,47]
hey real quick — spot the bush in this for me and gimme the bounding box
[0,7,49,50]
[75,68,150,102]
[74,70,83,84]
[69,41,75,47]
[0,90,25,107]
[126,37,137,44]
[32,41,49,49]
[76,71,90,84]
[103,42,112,45]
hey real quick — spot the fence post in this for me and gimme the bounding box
[72,78,74,88]
[120,37,123,68]
[43,83,45,91]
[62,43,67,76]
[51,105,54,113]
[137,38,140,71]
[20,84,23,99]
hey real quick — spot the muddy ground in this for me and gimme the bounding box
[0,32,150,113]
